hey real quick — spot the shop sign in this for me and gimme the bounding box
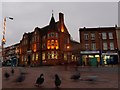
[80,51,100,54]
[102,53,118,55]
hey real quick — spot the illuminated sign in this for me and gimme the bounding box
[80,51,100,54]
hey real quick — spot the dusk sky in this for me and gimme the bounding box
[0,1,118,47]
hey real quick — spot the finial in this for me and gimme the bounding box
[52,10,54,17]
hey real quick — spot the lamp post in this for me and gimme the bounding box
[1,17,13,63]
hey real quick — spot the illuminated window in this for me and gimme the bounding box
[51,51,58,59]
[32,54,35,61]
[51,51,54,59]
[36,53,38,61]
[33,44,36,52]
[48,52,51,59]
[64,53,67,60]
[47,40,50,49]
[61,25,64,32]
[42,52,45,60]
[54,51,58,59]
[51,40,54,49]
[55,40,59,49]
[72,55,74,60]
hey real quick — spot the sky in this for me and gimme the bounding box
[0,1,118,47]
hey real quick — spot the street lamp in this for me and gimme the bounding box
[1,17,13,63]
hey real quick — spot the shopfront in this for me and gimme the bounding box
[80,51,100,66]
[102,52,118,65]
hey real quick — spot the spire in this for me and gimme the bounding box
[52,10,54,17]
[49,10,55,25]
[49,11,58,31]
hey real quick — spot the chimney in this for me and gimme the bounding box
[59,12,64,24]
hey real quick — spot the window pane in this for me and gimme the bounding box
[109,32,113,39]
[103,42,107,50]
[84,33,89,40]
[42,52,45,60]
[85,43,89,50]
[102,33,107,39]
[36,53,38,61]
[32,54,34,61]
[91,33,95,40]
[91,43,96,50]
[64,53,67,60]
[51,51,54,59]
[48,52,50,59]
[110,42,114,50]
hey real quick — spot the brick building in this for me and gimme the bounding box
[79,26,119,66]
[18,12,80,66]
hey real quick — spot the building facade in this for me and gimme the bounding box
[18,12,80,66]
[3,43,19,66]
[79,27,119,66]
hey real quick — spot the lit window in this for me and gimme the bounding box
[110,42,114,50]
[33,44,36,52]
[47,40,50,49]
[32,54,35,61]
[72,55,74,60]
[51,51,54,59]
[36,53,38,61]
[42,52,45,60]
[48,52,51,59]
[55,40,59,49]
[61,25,64,32]
[54,51,58,59]
[51,40,54,49]
[109,32,113,39]
[64,53,67,60]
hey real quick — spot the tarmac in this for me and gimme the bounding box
[1,65,119,89]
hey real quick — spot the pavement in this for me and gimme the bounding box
[1,65,119,89]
